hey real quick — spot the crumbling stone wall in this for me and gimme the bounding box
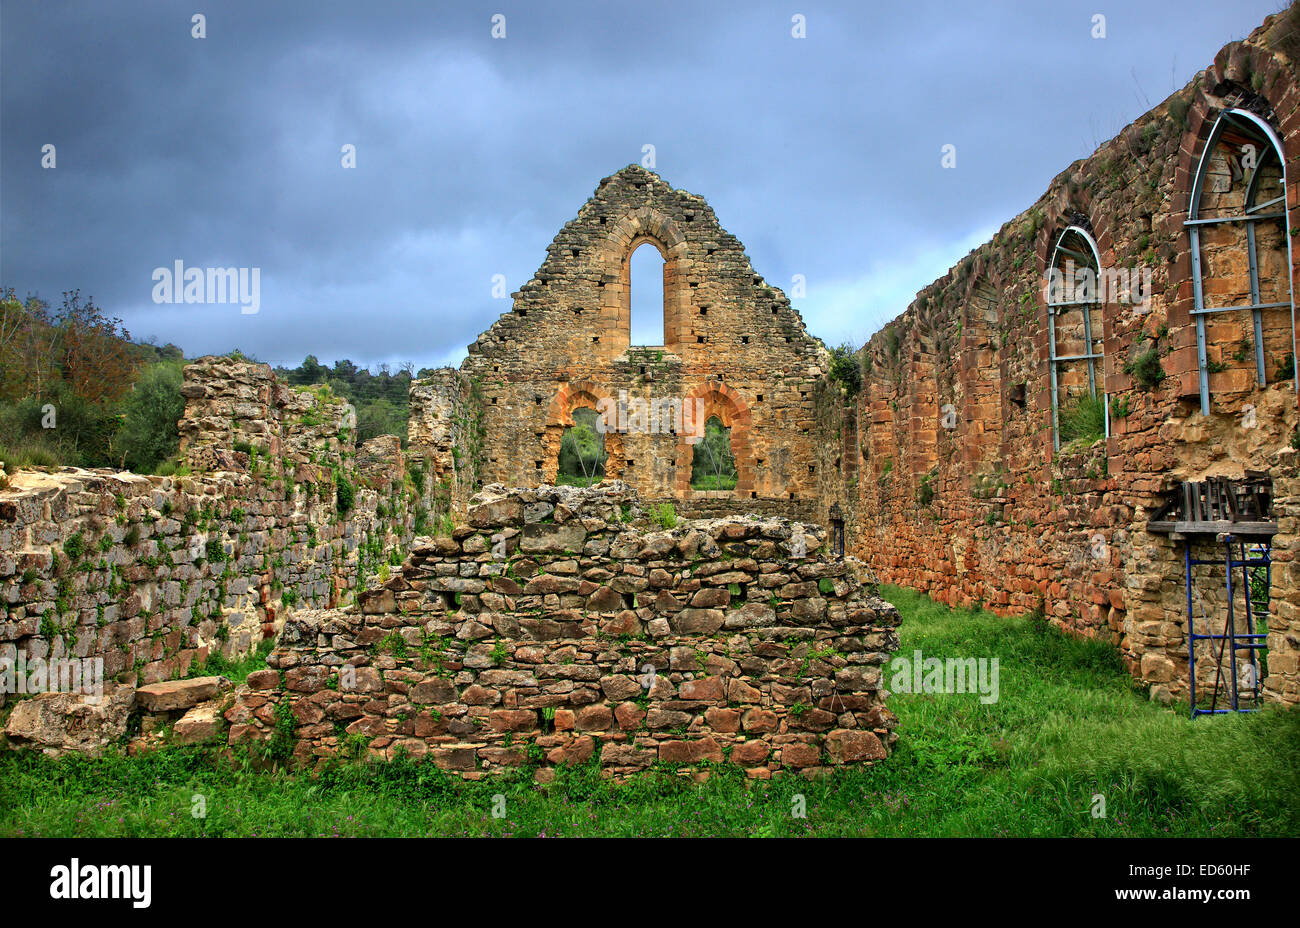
[823,9,1300,705]
[444,165,829,518]
[179,355,357,473]
[0,359,417,693]
[407,366,482,511]
[222,483,901,778]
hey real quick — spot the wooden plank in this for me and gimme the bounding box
[1168,519,1277,536]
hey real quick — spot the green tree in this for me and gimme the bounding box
[558,407,606,485]
[690,416,737,490]
[828,342,863,397]
[275,355,414,448]
[114,361,186,471]
[356,396,404,443]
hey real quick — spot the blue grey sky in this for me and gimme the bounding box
[0,0,1284,371]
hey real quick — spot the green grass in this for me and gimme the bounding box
[555,474,602,487]
[0,435,61,473]
[689,473,737,491]
[1057,392,1106,449]
[184,638,275,685]
[0,586,1295,837]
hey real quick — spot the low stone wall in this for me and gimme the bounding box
[0,360,419,696]
[0,451,409,690]
[223,483,901,778]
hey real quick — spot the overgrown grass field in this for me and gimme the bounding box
[1,586,1296,837]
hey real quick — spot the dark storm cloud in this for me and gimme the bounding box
[0,0,1282,370]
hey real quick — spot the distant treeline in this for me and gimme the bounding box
[0,286,433,477]
[273,355,440,447]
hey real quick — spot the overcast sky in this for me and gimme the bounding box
[0,0,1283,372]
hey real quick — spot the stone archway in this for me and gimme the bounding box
[675,382,753,497]
[602,208,690,353]
[544,380,624,485]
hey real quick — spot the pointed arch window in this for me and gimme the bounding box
[1046,225,1106,450]
[1187,107,1296,414]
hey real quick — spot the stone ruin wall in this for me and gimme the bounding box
[0,357,421,697]
[220,483,901,778]
[820,10,1300,706]
[406,366,482,512]
[7,12,1300,759]
[442,165,829,524]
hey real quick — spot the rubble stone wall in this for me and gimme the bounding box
[0,359,417,693]
[406,366,482,512]
[222,483,901,778]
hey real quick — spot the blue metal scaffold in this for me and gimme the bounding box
[1148,475,1273,718]
[1184,534,1269,717]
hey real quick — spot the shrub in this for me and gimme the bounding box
[0,387,118,468]
[115,362,185,472]
[652,503,677,530]
[335,471,355,514]
[260,698,297,762]
[1058,393,1106,447]
[1125,347,1166,388]
[828,343,863,397]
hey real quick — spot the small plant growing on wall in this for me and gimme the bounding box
[335,470,355,513]
[62,532,85,562]
[205,536,227,562]
[1168,95,1190,130]
[1058,393,1106,450]
[1124,347,1166,388]
[652,503,677,529]
[917,470,937,507]
[828,343,863,397]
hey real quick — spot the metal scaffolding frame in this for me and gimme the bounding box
[1184,534,1270,717]
[1185,107,1296,416]
[1149,476,1274,718]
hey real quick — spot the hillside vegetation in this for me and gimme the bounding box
[0,288,429,476]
